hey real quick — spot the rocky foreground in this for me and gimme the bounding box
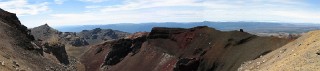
[239,30,320,71]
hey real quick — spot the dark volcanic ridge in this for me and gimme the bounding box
[81,26,292,71]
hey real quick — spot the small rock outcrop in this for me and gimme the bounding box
[174,58,200,71]
[103,39,133,66]
[42,42,70,65]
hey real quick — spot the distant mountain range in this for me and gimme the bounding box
[55,21,320,33]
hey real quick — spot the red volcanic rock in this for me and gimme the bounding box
[42,42,70,65]
[81,26,291,71]
[81,41,113,71]
[148,26,209,49]
[81,33,148,71]
[174,58,200,71]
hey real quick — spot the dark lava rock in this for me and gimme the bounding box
[103,33,148,66]
[43,42,70,65]
[103,39,132,65]
[0,8,34,41]
[174,58,200,71]
[130,35,147,55]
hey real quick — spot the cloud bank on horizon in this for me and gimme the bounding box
[0,0,319,27]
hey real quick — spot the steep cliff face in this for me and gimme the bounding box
[0,8,72,71]
[0,8,33,40]
[0,8,35,49]
[42,42,70,65]
[238,30,320,71]
[81,26,291,71]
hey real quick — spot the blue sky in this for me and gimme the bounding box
[0,0,319,28]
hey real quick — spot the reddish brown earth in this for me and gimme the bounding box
[81,26,292,71]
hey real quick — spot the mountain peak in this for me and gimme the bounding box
[42,23,51,28]
[35,24,54,30]
[31,24,60,41]
[44,23,49,26]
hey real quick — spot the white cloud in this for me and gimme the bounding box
[204,0,320,23]
[47,9,203,26]
[0,0,49,16]
[271,11,320,23]
[45,0,203,27]
[101,0,202,12]
[18,0,320,27]
[79,0,108,3]
[85,5,102,9]
[54,0,67,4]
